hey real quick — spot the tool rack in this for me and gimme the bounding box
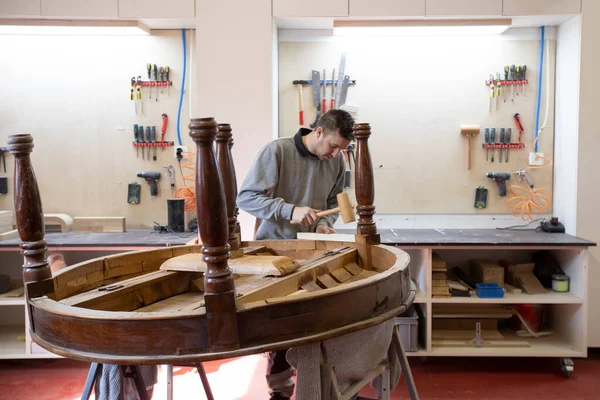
[482,143,525,150]
[292,79,357,85]
[132,141,174,148]
[485,79,528,86]
[133,80,173,88]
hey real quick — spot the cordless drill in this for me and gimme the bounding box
[486,172,511,196]
[137,171,161,196]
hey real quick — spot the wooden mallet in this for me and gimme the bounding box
[460,124,480,170]
[291,191,355,225]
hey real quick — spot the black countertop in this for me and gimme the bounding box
[338,229,596,247]
[0,228,595,249]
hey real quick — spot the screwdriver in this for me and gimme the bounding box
[152,64,158,101]
[152,126,157,161]
[146,126,151,160]
[504,66,509,102]
[495,73,501,110]
[136,76,143,114]
[133,124,139,158]
[484,128,490,161]
[330,69,335,110]
[521,65,527,96]
[159,66,164,93]
[499,128,505,163]
[490,128,496,162]
[165,66,170,96]
[139,125,145,160]
[510,65,516,102]
[515,65,520,96]
[506,128,512,162]
[489,76,495,113]
[322,69,327,113]
[147,63,152,99]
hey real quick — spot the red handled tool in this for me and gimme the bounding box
[296,85,304,125]
[513,113,524,144]
[161,113,168,151]
[322,69,327,113]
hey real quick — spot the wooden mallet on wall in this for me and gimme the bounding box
[460,124,480,170]
[291,191,355,225]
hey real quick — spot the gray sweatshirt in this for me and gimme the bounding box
[237,128,345,240]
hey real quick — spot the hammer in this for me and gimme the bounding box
[291,192,355,225]
[460,124,480,170]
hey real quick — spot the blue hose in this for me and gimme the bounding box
[176,29,187,146]
[534,26,545,153]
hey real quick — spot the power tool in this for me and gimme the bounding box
[486,172,511,196]
[541,217,566,233]
[137,171,161,196]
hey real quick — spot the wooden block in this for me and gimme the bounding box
[317,274,339,289]
[330,268,353,283]
[44,213,73,232]
[432,329,504,341]
[433,279,448,287]
[433,319,497,331]
[301,281,322,292]
[432,340,530,348]
[343,262,363,276]
[433,286,450,295]
[470,259,504,285]
[73,217,126,233]
[432,252,447,272]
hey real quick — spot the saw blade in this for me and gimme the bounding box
[338,75,350,107]
[334,53,347,108]
[311,70,320,108]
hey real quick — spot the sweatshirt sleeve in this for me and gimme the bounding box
[236,142,295,221]
[317,155,346,229]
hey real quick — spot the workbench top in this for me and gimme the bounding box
[0,228,594,249]
[342,229,596,247]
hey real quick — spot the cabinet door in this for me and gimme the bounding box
[503,0,581,15]
[426,0,501,16]
[0,0,40,16]
[119,0,195,18]
[273,0,348,17]
[350,0,424,17]
[42,0,118,18]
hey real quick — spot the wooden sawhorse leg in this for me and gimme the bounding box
[81,363,150,400]
[391,325,419,400]
[166,363,215,400]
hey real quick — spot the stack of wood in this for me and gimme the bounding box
[432,252,451,298]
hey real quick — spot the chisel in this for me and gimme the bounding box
[147,63,152,99]
[133,124,139,158]
[139,125,145,160]
[521,65,527,96]
[499,128,505,163]
[484,128,490,161]
[330,69,336,110]
[510,65,516,102]
[505,128,512,162]
[490,128,496,162]
[297,84,304,126]
[146,126,151,160]
[152,126,157,161]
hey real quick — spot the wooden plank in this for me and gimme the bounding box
[160,253,300,276]
[300,281,322,292]
[346,269,378,283]
[135,292,205,313]
[236,248,357,304]
[344,263,363,276]
[432,340,530,348]
[330,268,353,283]
[44,213,73,232]
[432,329,504,341]
[317,274,339,288]
[296,232,355,242]
[72,217,126,233]
[0,230,18,241]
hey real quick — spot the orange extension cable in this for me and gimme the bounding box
[174,151,197,212]
[506,130,553,222]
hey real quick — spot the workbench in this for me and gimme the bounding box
[0,228,595,376]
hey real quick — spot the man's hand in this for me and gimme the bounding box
[316,225,336,234]
[292,206,321,226]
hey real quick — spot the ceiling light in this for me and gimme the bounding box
[0,19,151,36]
[333,19,511,36]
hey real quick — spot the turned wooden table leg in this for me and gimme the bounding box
[216,123,241,254]
[7,134,52,284]
[353,123,380,269]
[189,117,239,351]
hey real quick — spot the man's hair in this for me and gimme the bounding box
[316,109,355,141]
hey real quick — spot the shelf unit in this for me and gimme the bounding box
[399,245,589,361]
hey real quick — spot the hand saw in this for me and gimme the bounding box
[334,53,347,108]
[310,70,321,128]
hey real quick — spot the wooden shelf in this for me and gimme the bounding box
[428,329,584,358]
[0,325,26,359]
[431,291,583,304]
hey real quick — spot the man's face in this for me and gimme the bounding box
[314,128,351,161]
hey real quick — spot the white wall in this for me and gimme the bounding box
[278,29,556,223]
[0,30,196,229]
[195,0,275,240]
[578,0,600,347]
[555,16,581,235]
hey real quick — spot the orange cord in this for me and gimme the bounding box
[174,151,197,212]
[506,131,553,221]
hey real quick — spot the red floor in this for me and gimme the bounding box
[0,352,599,399]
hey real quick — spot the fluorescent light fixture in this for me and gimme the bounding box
[333,19,511,36]
[0,19,151,36]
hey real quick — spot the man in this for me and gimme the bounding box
[236,109,355,400]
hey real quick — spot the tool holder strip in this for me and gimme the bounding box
[132,142,175,147]
[482,143,525,149]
